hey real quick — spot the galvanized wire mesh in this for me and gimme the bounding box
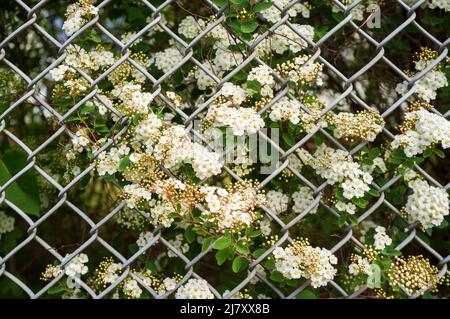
[0,0,449,299]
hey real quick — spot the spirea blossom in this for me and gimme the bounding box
[391,109,450,157]
[205,104,264,136]
[404,179,449,229]
[0,211,14,239]
[175,278,214,299]
[298,145,373,200]
[273,239,337,288]
[62,0,98,36]
[265,190,289,215]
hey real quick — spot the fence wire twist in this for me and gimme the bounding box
[0,0,449,299]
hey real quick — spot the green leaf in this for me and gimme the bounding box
[348,215,358,225]
[214,235,231,250]
[201,237,213,252]
[252,1,273,12]
[423,148,433,158]
[433,148,445,158]
[241,21,259,33]
[215,247,234,266]
[296,289,317,299]
[369,148,380,160]
[352,197,368,209]
[382,246,401,256]
[184,226,196,243]
[118,156,131,172]
[89,34,101,43]
[232,256,243,273]
[212,0,227,7]
[337,214,346,227]
[246,80,261,92]
[282,132,295,148]
[47,283,65,295]
[270,270,284,282]
[0,154,40,216]
[249,229,261,238]
[235,240,250,255]
[436,219,449,230]
[253,248,267,259]
[367,188,380,197]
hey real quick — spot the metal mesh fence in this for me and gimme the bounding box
[0,0,449,299]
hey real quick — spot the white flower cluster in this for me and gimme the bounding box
[133,117,223,180]
[201,181,266,230]
[395,54,448,102]
[70,45,114,71]
[175,278,214,299]
[136,231,154,249]
[220,82,248,105]
[50,45,115,81]
[391,109,450,157]
[62,0,98,36]
[71,129,90,153]
[205,104,264,136]
[265,190,289,215]
[167,234,189,258]
[122,184,153,209]
[123,278,142,299]
[276,55,324,86]
[261,0,310,23]
[405,179,449,229]
[248,64,275,97]
[348,256,371,276]
[335,201,357,215]
[256,25,314,56]
[273,240,337,288]
[373,226,392,250]
[332,0,378,21]
[178,16,206,39]
[112,82,154,114]
[299,145,373,200]
[191,62,223,90]
[103,262,122,284]
[97,144,130,176]
[0,211,14,239]
[214,48,244,72]
[404,0,450,11]
[269,97,302,124]
[152,47,184,73]
[292,187,317,214]
[396,70,448,102]
[64,253,89,278]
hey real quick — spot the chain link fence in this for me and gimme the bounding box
[0,0,449,299]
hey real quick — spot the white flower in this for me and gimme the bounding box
[49,65,70,81]
[391,109,450,157]
[123,279,142,299]
[373,226,392,250]
[0,211,14,239]
[265,190,289,214]
[273,240,337,288]
[178,16,206,39]
[152,47,184,73]
[205,104,264,136]
[292,187,317,214]
[64,253,89,278]
[175,279,214,299]
[136,231,154,249]
[405,179,449,229]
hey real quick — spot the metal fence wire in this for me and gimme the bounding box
[0,0,449,299]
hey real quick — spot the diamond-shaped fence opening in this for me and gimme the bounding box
[0,0,449,299]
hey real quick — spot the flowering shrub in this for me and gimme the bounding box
[0,0,449,299]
